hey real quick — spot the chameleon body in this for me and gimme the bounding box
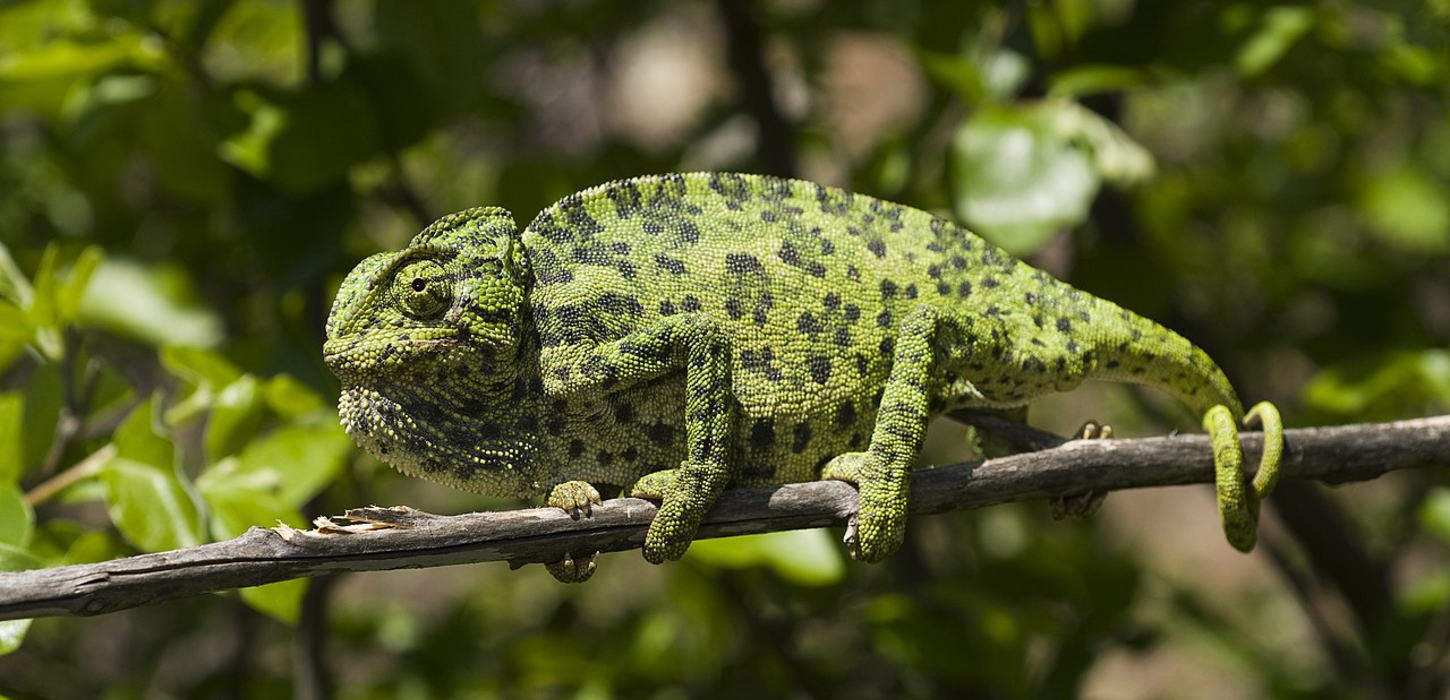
[323,173,1282,579]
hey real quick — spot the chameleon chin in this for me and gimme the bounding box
[323,172,1283,583]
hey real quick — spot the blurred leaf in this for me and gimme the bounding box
[232,422,351,507]
[1357,166,1450,253]
[0,484,33,548]
[161,346,243,388]
[952,103,1098,255]
[102,399,205,552]
[28,245,61,358]
[205,375,266,461]
[1420,488,1450,546]
[0,32,169,117]
[1236,6,1314,77]
[221,80,378,193]
[55,245,101,323]
[79,259,223,348]
[1047,100,1155,185]
[918,46,1028,104]
[0,541,37,656]
[686,529,844,586]
[0,392,22,484]
[240,579,306,625]
[1049,65,1150,98]
[1304,349,1450,419]
[0,242,32,306]
[265,374,326,420]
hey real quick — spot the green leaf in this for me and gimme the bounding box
[102,400,205,552]
[0,241,32,306]
[28,245,61,358]
[952,103,1098,255]
[1420,488,1450,546]
[233,422,351,507]
[265,374,326,420]
[1304,350,1450,419]
[161,346,243,389]
[1357,166,1450,254]
[55,245,101,324]
[0,541,39,656]
[78,260,223,349]
[1236,6,1314,77]
[0,392,23,484]
[0,484,33,548]
[686,529,844,586]
[1048,65,1149,98]
[205,375,266,461]
[240,579,307,625]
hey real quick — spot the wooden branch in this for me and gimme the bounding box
[1,416,1446,622]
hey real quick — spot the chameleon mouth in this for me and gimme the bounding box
[322,331,460,378]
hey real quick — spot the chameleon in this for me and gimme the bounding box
[322,172,1283,582]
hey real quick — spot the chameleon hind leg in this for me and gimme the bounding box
[543,480,602,583]
[823,306,942,563]
[1203,402,1283,551]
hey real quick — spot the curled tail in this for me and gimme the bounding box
[1078,297,1281,553]
[1083,299,1244,419]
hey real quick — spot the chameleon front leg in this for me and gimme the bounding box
[823,305,941,562]
[1204,402,1283,551]
[551,314,735,566]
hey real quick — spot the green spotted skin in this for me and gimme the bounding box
[323,172,1279,571]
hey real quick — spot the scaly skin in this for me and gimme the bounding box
[322,173,1283,578]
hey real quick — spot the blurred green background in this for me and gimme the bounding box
[0,0,1448,697]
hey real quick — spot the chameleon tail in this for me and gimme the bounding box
[1086,301,1283,552]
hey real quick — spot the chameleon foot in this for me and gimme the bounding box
[545,551,598,583]
[545,480,602,582]
[823,451,907,563]
[1050,420,1113,518]
[629,462,726,565]
[1203,401,1283,552]
[547,480,602,518]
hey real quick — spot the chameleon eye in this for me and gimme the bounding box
[394,260,451,319]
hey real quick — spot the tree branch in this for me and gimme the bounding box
[1,416,1446,622]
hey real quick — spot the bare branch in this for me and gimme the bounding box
[1,416,1446,622]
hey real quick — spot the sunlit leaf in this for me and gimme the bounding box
[265,374,326,420]
[0,242,32,306]
[205,375,266,461]
[0,541,39,656]
[0,393,22,484]
[102,400,205,552]
[240,579,306,625]
[0,484,32,548]
[686,529,844,586]
[234,422,351,507]
[54,245,100,324]
[952,104,1098,255]
[1357,166,1450,253]
[79,259,223,349]
[1235,6,1314,77]
[1420,488,1450,546]
[161,346,242,389]
[1304,350,1450,419]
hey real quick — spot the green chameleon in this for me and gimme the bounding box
[323,172,1283,582]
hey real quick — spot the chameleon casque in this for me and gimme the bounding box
[323,172,1283,582]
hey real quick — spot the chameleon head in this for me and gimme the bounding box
[322,207,536,488]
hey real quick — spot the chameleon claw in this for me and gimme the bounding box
[1052,419,1112,518]
[545,551,598,583]
[547,480,602,519]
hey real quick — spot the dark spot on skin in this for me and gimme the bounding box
[792,423,812,453]
[904,284,917,299]
[856,353,869,375]
[867,240,886,258]
[797,312,823,335]
[725,298,744,320]
[597,451,614,466]
[659,300,676,316]
[807,355,831,384]
[654,254,687,274]
[844,304,860,322]
[928,264,942,278]
[777,242,801,265]
[958,281,973,297]
[613,402,635,424]
[681,295,702,312]
[647,422,676,446]
[937,282,951,296]
[568,440,585,458]
[880,280,898,299]
[726,253,763,273]
[824,292,840,310]
[879,337,894,357]
[1057,318,1072,332]
[749,418,775,449]
[834,327,851,347]
[622,447,639,462]
[982,277,999,288]
[877,311,893,328]
[836,401,857,428]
